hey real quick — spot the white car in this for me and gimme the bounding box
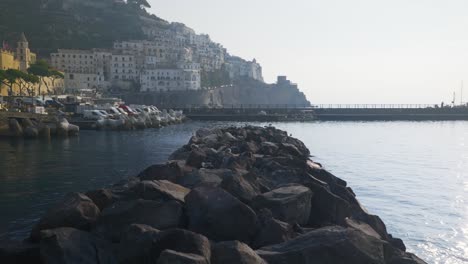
[83,110,108,120]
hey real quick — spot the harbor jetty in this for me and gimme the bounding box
[181,103,468,121]
[0,112,79,139]
[0,126,425,263]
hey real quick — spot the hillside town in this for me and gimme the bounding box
[49,22,263,93]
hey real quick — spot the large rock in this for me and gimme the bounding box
[211,241,266,264]
[152,229,211,262]
[138,161,185,182]
[157,250,208,264]
[186,186,258,243]
[253,210,296,249]
[31,192,100,241]
[252,184,312,225]
[0,241,40,264]
[86,189,114,211]
[256,226,386,264]
[39,227,116,264]
[178,168,229,188]
[186,149,207,168]
[132,180,190,203]
[220,171,262,204]
[117,224,160,264]
[93,199,183,242]
[307,185,352,226]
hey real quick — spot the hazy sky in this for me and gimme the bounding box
[149,0,468,104]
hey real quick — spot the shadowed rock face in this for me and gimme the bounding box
[256,226,387,264]
[93,199,183,242]
[30,192,100,241]
[2,126,426,264]
[185,186,258,243]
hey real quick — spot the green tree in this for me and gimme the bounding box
[28,60,51,96]
[0,69,23,96]
[49,70,64,94]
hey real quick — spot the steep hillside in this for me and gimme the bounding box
[0,0,163,56]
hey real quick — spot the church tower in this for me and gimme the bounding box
[16,32,31,71]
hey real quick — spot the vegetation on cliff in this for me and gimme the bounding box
[0,0,162,56]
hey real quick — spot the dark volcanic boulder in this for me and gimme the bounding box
[31,192,100,241]
[117,224,160,264]
[178,168,229,188]
[252,185,312,225]
[256,226,386,264]
[138,161,185,182]
[39,227,116,264]
[86,189,114,211]
[308,185,352,226]
[185,186,258,243]
[186,149,207,168]
[152,229,211,261]
[253,210,296,249]
[211,241,266,264]
[0,240,40,264]
[221,171,262,204]
[93,199,183,242]
[157,250,208,264]
[132,180,190,203]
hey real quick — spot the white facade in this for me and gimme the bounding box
[140,63,201,92]
[225,57,263,82]
[51,49,111,91]
[110,54,138,81]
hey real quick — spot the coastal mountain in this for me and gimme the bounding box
[0,0,311,106]
[0,0,156,56]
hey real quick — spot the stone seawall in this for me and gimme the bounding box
[0,126,425,263]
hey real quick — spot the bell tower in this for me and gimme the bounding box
[16,32,31,71]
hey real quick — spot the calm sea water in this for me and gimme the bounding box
[0,121,467,263]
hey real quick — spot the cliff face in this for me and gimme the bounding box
[0,0,156,56]
[119,81,311,108]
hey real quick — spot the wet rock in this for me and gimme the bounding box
[252,185,312,225]
[132,180,190,203]
[39,227,116,264]
[157,250,208,264]
[211,241,266,264]
[93,199,183,242]
[0,240,40,264]
[138,161,185,182]
[31,192,100,241]
[117,224,160,264]
[256,226,386,264]
[86,189,114,211]
[186,186,258,243]
[152,229,211,261]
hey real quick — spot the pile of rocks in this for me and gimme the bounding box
[0,126,425,263]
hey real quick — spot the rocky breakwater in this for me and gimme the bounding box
[0,126,426,263]
[0,114,79,139]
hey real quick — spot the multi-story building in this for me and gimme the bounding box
[50,49,110,91]
[140,62,201,92]
[225,56,263,82]
[1,33,63,96]
[110,54,138,82]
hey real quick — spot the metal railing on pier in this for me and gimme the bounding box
[310,104,437,109]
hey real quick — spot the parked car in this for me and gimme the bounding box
[45,100,64,108]
[83,110,107,120]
